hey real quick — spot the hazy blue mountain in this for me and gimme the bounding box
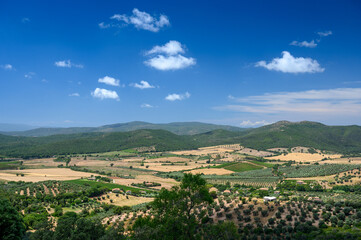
[1,121,245,136]
[0,123,38,132]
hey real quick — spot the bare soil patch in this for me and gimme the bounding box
[170,145,239,156]
[186,168,234,175]
[265,152,341,162]
[237,148,273,157]
[96,192,153,206]
[42,184,50,194]
[136,161,214,172]
[320,157,361,165]
[0,168,96,182]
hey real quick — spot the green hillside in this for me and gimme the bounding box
[239,121,361,153]
[1,121,361,158]
[0,130,197,158]
[2,121,244,137]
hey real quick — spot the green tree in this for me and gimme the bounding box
[202,221,238,240]
[132,173,213,240]
[29,220,54,240]
[54,212,78,240]
[0,197,25,240]
[23,212,48,229]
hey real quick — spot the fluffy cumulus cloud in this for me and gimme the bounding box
[141,103,153,108]
[216,88,361,118]
[54,60,83,68]
[144,41,196,71]
[146,41,184,55]
[256,51,324,73]
[69,93,80,97]
[102,8,170,32]
[131,80,154,89]
[239,120,270,127]
[98,76,120,86]
[290,40,317,48]
[0,64,13,70]
[317,30,332,37]
[145,55,196,71]
[91,88,119,101]
[165,92,191,101]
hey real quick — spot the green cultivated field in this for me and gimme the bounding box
[65,179,153,194]
[0,161,21,170]
[279,164,361,178]
[249,160,274,168]
[213,162,262,172]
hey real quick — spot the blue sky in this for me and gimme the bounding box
[1,0,361,128]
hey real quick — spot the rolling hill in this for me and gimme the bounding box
[1,121,245,137]
[1,121,361,158]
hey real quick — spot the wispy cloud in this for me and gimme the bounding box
[24,72,35,79]
[290,40,317,48]
[22,17,30,23]
[69,93,80,97]
[101,8,170,32]
[98,76,120,87]
[144,41,196,71]
[141,103,154,108]
[0,64,14,70]
[91,88,119,101]
[54,60,83,68]
[98,22,110,29]
[343,81,361,84]
[256,51,324,73]
[239,120,270,127]
[317,30,332,37]
[165,92,190,101]
[216,88,361,117]
[131,80,155,89]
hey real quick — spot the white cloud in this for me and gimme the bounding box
[141,103,154,108]
[54,60,83,68]
[91,88,119,101]
[145,55,196,71]
[216,88,361,117]
[1,64,13,70]
[69,93,80,97]
[98,76,120,86]
[24,72,35,79]
[239,120,270,127]
[111,14,130,23]
[105,8,170,32]
[132,80,155,89]
[144,41,196,71]
[317,30,332,37]
[256,51,324,73]
[146,41,184,55]
[165,92,190,101]
[290,40,317,48]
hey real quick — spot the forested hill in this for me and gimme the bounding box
[237,121,361,153]
[0,121,245,137]
[1,121,361,158]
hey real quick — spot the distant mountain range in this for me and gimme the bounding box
[1,120,361,158]
[0,123,38,132]
[0,121,245,136]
